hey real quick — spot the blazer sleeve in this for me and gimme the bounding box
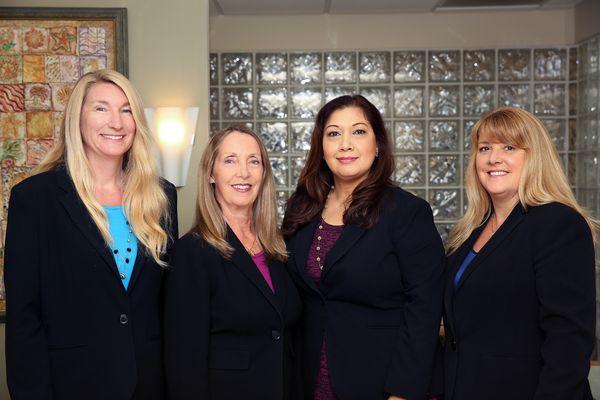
[164,236,211,399]
[162,179,179,245]
[5,185,54,400]
[384,199,446,400]
[533,209,595,400]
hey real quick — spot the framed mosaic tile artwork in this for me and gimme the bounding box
[0,7,128,319]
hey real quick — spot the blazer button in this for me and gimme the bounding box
[451,339,457,351]
[119,314,129,325]
[271,329,281,341]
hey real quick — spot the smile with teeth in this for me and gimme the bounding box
[101,134,125,140]
[232,184,252,192]
[488,171,508,176]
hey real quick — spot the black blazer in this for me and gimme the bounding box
[443,202,595,400]
[164,229,303,400]
[4,167,178,400]
[285,187,445,400]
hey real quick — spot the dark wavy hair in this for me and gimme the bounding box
[281,95,396,238]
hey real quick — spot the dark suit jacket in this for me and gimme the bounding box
[164,229,303,400]
[443,202,595,400]
[4,167,178,400]
[285,187,445,400]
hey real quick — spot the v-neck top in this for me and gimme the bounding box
[104,205,138,289]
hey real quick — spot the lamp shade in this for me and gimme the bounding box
[144,107,198,187]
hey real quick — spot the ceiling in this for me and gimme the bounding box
[209,0,586,15]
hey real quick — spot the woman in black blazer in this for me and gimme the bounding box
[444,107,596,400]
[282,95,445,400]
[164,125,302,400]
[5,70,178,400]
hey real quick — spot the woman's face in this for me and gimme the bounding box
[80,82,136,164]
[211,131,264,214]
[475,130,526,205]
[322,106,377,186]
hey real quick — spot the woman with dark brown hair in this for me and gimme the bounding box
[282,95,445,400]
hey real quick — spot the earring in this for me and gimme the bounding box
[375,147,379,158]
[209,176,215,183]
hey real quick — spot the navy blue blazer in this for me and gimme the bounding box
[5,167,178,400]
[164,229,302,400]
[285,187,445,400]
[444,202,595,400]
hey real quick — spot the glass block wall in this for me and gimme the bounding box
[209,48,575,235]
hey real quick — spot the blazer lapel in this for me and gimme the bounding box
[56,170,121,281]
[268,258,287,313]
[125,249,146,293]
[454,204,526,292]
[291,219,321,295]
[227,227,282,318]
[321,223,366,280]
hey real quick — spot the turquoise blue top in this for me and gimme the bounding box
[453,249,478,288]
[104,205,138,289]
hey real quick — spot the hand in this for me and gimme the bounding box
[388,396,407,400]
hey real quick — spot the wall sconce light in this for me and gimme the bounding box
[144,107,198,187]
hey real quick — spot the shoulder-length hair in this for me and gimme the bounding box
[37,69,171,266]
[447,106,597,253]
[281,94,395,238]
[191,125,287,261]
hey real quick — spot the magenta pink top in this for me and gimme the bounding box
[251,251,275,292]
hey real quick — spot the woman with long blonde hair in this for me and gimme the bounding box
[164,125,301,400]
[443,107,596,400]
[5,69,178,400]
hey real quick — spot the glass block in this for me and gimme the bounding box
[395,155,424,186]
[270,156,289,188]
[430,189,460,219]
[436,223,454,242]
[290,88,322,119]
[394,87,424,117]
[394,121,424,151]
[585,38,599,76]
[258,122,288,153]
[291,122,313,152]
[429,86,459,117]
[325,86,356,103]
[210,88,219,120]
[359,51,391,83]
[498,49,531,81]
[394,51,425,82]
[276,191,288,223]
[569,47,578,81]
[584,82,598,113]
[429,120,459,151]
[256,53,287,85]
[499,84,530,110]
[569,82,577,116]
[464,85,495,117]
[361,87,391,118]
[222,88,253,119]
[429,51,460,82]
[542,119,566,151]
[325,52,356,84]
[291,156,306,186]
[464,120,476,150]
[569,118,577,150]
[290,52,322,85]
[257,87,287,119]
[221,53,252,85]
[464,50,495,81]
[210,53,218,85]
[210,122,220,137]
[429,155,458,185]
[534,84,565,116]
[534,49,566,81]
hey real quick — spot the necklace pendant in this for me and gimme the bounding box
[120,272,126,279]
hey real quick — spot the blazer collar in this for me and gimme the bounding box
[56,168,123,285]
[227,226,283,318]
[321,222,365,280]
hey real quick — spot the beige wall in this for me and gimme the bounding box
[575,0,600,43]
[210,8,576,51]
[0,0,209,398]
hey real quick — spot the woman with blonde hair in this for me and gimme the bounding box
[5,69,178,400]
[164,125,302,400]
[443,107,596,400]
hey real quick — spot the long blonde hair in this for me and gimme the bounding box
[192,125,287,261]
[447,107,597,253]
[37,69,171,266]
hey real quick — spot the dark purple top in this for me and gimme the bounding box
[306,218,343,400]
[251,251,274,292]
